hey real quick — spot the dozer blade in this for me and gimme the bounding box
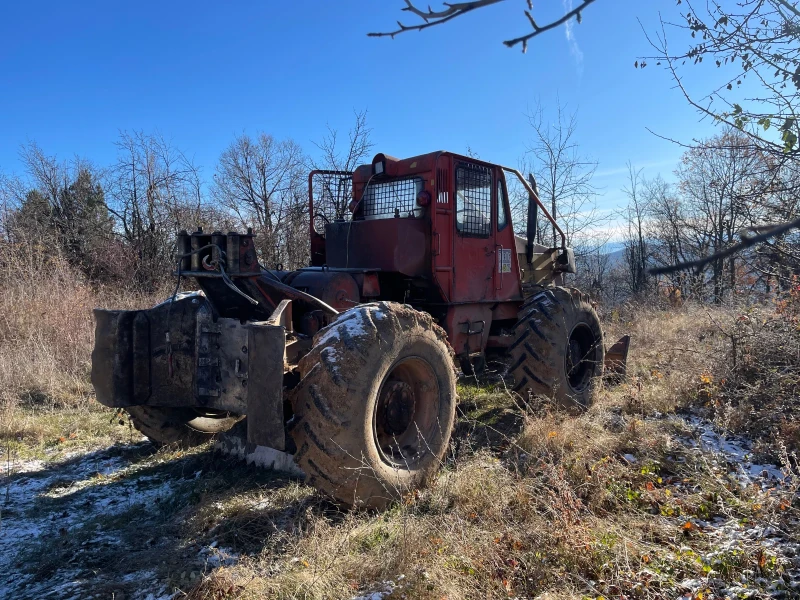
[214,421,304,477]
[604,335,631,380]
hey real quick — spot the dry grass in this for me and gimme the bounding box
[0,245,165,458]
[0,245,161,409]
[182,304,798,600]
[1,257,797,598]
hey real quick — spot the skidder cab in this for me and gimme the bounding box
[92,150,629,509]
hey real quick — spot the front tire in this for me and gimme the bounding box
[509,287,604,412]
[289,302,457,509]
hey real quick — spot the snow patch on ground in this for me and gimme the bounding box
[671,416,800,597]
[351,574,402,600]
[199,542,240,568]
[0,443,181,598]
[685,416,788,486]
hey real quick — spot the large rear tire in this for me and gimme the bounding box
[289,301,457,509]
[126,406,242,448]
[509,287,604,412]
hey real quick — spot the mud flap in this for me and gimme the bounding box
[604,335,631,381]
[245,323,286,450]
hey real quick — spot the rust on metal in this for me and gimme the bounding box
[604,335,631,380]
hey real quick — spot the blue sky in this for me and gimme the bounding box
[0,0,726,218]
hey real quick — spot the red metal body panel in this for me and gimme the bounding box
[324,219,429,275]
[443,301,522,355]
[494,171,523,301]
[288,270,361,311]
[304,150,561,358]
[432,154,453,301]
[431,154,523,305]
[361,273,380,297]
[445,304,493,356]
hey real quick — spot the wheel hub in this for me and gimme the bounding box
[567,339,583,373]
[565,324,597,392]
[379,380,415,436]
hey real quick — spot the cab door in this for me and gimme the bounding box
[451,160,497,302]
[432,156,454,301]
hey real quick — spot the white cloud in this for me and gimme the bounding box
[563,0,584,72]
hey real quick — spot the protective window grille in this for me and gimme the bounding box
[362,177,423,219]
[456,163,492,237]
[311,172,353,233]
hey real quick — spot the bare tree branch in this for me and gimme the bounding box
[369,0,599,52]
[640,1,800,158]
[522,100,605,254]
[650,216,800,275]
[503,0,598,51]
[368,0,504,38]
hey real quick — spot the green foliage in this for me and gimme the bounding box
[649,0,800,157]
[10,167,115,281]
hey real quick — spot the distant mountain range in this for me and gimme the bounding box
[605,247,625,266]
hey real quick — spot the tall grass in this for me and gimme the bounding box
[182,301,798,599]
[1,241,797,598]
[0,243,162,409]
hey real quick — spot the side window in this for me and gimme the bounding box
[497,178,508,231]
[455,163,492,237]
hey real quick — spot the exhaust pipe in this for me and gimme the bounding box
[526,174,539,265]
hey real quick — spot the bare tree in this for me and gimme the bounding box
[370,0,600,53]
[212,132,308,269]
[465,145,480,159]
[642,175,694,294]
[624,130,789,302]
[523,101,605,255]
[621,162,649,296]
[313,110,373,174]
[311,109,374,224]
[674,129,769,302]
[574,245,611,301]
[106,131,204,290]
[0,172,25,245]
[734,153,800,291]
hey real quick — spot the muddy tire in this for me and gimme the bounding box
[509,286,604,412]
[289,301,457,509]
[126,406,242,448]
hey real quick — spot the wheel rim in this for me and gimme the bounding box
[373,357,440,469]
[187,408,242,433]
[565,324,599,393]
